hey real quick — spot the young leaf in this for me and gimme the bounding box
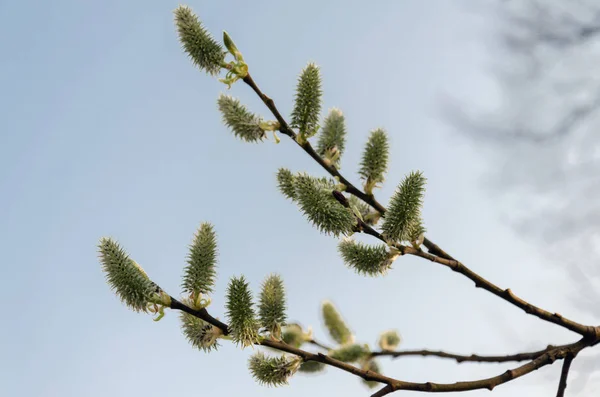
[381,171,426,243]
[317,108,346,168]
[276,168,297,201]
[378,330,402,351]
[328,343,370,363]
[338,239,398,276]
[361,359,382,389]
[226,276,260,348]
[218,94,267,142]
[358,128,389,195]
[248,352,302,387]
[291,63,322,141]
[180,310,222,352]
[258,274,287,338]
[98,237,161,312]
[294,173,357,237]
[182,222,217,297]
[321,301,353,344]
[174,5,225,76]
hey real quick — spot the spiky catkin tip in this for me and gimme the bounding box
[276,168,297,201]
[291,62,322,140]
[248,352,302,387]
[258,274,287,338]
[180,309,222,352]
[182,222,217,297]
[98,237,161,312]
[338,239,397,276]
[378,329,402,351]
[317,108,346,168]
[361,359,382,389]
[226,275,260,348]
[294,173,357,237]
[321,301,353,344]
[218,94,267,143]
[174,5,225,76]
[381,170,427,243]
[359,128,389,194]
[328,343,370,363]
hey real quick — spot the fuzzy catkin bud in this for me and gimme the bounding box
[381,171,426,243]
[317,108,346,168]
[180,310,222,352]
[174,6,225,76]
[294,174,356,237]
[282,324,306,348]
[98,237,162,312]
[328,343,370,363]
[359,129,389,194]
[217,94,267,143]
[226,276,260,348]
[248,352,302,387]
[378,330,402,351]
[291,63,322,141]
[321,301,353,345]
[338,239,397,276]
[276,168,297,201]
[258,274,287,338]
[299,360,326,373]
[361,359,382,389]
[182,222,217,296]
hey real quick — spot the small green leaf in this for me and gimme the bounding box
[248,352,302,387]
[226,275,260,348]
[321,301,353,344]
[174,6,225,76]
[258,274,287,338]
[381,171,427,243]
[359,129,389,195]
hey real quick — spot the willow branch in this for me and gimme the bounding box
[241,72,598,338]
[371,339,589,396]
[370,344,567,363]
[556,353,575,397]
[352,212,597,338]
[169,296,597,395]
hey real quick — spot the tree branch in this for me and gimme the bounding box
[556,353,575,397]
[167,297,595,394]
[371,344,567,363]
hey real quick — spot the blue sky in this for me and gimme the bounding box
[1,0,597,396]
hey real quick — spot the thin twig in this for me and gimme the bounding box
[308,339,332,351]
[170,297,592,395]
[556,353,575,397]
[371,344,565,363]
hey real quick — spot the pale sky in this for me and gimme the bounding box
[1,0,597,396]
